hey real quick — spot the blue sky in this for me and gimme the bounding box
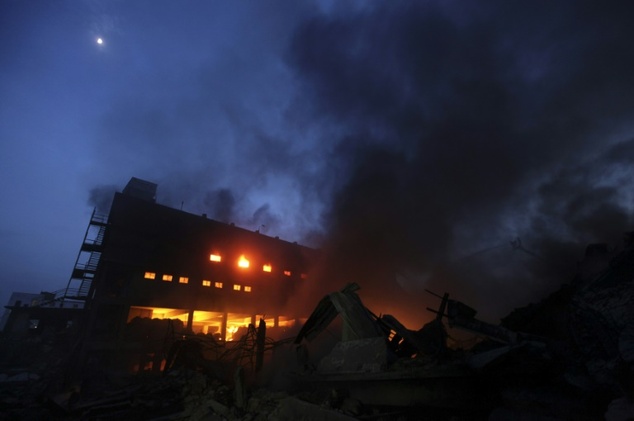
[2,1,634,321]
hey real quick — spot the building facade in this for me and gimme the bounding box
[84,178,318,344]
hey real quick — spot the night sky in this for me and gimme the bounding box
[2,1,634,323]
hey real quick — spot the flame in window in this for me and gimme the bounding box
[283,270,291,276]
[262,264,272,272]
[214,282,223,289]
[179,277,189,284]
[227,325,239,341]
[210,254,222,262]
[238,255,250,268]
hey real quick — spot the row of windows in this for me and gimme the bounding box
[144,272,252,292]
[208,253,305,278]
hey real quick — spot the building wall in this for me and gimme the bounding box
[87,192,318,340]
[1,292,42,332]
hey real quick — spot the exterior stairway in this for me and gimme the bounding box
[41,209,108,307]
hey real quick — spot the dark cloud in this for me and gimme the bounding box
[287,1,634,321]
[4,0,634,323]
[204,188,235,223]
[87,2,324,244]
[250,204,281,234]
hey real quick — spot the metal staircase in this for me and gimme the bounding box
[44,208,108,307]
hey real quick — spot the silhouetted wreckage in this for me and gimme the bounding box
[2,236,634,419]
[290,283,552,418]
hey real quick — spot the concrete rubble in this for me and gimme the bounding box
[2,235,634,420]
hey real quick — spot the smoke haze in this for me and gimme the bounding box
[2,1,634,322]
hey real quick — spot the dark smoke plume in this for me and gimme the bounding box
[287,1,634,323]
[204,188,236,224]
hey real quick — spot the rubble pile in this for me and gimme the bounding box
[0,326,79,420]
[287,236,634,419]
[498,237,634,419]
[0,366,407,421]
[2,236,634,420]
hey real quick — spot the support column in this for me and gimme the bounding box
[187,309,194,332]
[255,318,266,372]
[221,312,228,341]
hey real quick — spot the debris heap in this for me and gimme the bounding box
[2,235,634,420]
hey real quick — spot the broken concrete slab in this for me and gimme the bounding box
[317,337,388,374]
[295,283,383,345]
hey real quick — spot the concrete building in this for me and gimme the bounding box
[3,177,318,373]
[67,177,319,372]
[1,291,85,335]
[84,177,317,341]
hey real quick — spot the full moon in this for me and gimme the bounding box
[97,38,103,45]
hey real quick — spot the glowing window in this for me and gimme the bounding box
[262,264,272,272]
[202,280,211,287]
[209,254,222,262]
[179,277,189,284]
[162,274,173,282]
[144,272,156,280]
[214,282,223,289]
[244,286,252,292]
[238,255,250,268]
[283,270,291,276]
[233,284,241,291]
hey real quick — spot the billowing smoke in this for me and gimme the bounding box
[81,1,634,326]
[204,188,236,224]
[250,204,281,234]
[88,184,118,214]
[286,1,634,323]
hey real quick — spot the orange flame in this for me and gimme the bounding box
[238,255,250,268]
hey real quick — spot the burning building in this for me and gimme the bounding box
[2,177,633,419]
[72,177,318,373]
